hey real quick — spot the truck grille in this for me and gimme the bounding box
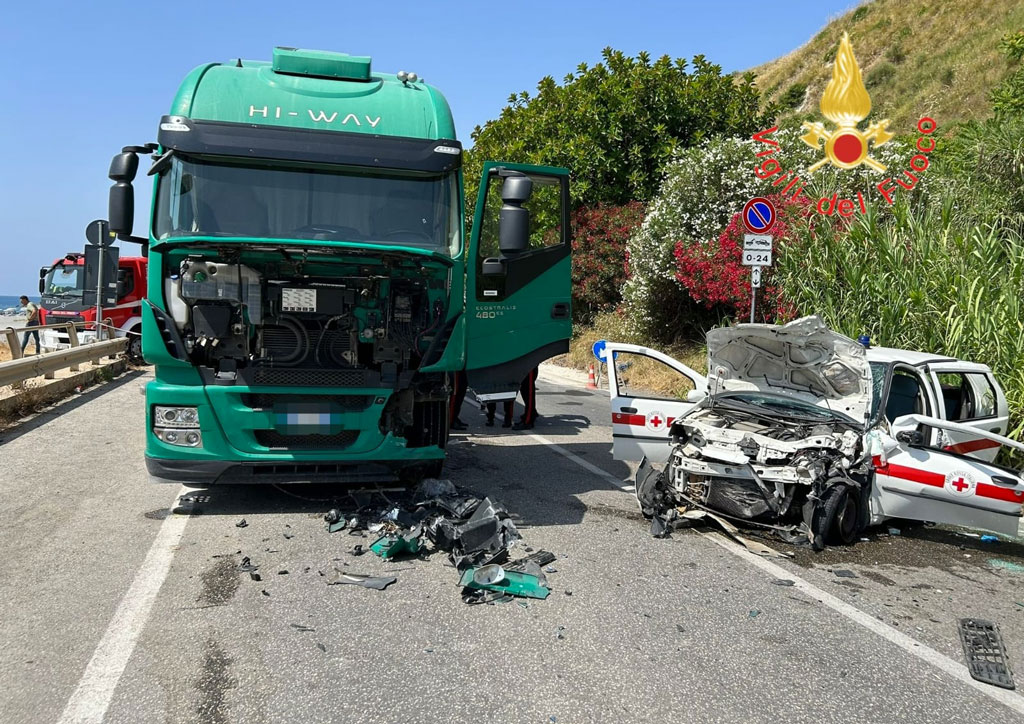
[250,368,370,387]
[254,429,360,450]
[241,393,372,411]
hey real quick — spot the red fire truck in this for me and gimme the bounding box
[39,252,147,360]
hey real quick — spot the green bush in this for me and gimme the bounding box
[779,83,807,111]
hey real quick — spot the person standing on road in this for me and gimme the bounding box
[485,398,514,428]
[19,296,41,354]
[512,366,539,430]
[449,370,468,430]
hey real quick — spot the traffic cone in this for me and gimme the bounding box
[586,364,598,389]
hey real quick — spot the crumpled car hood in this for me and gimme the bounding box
[705,316,872,423]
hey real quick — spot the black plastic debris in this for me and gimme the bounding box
[290,623,315,633]
[249,572,262,582]
[238,556,259,573]
[351,544,365,557]
[327,571,397,591]
[236,519,248,528]
[833,569,857,578]
[958,618,1016,689]
[772,579,796,587]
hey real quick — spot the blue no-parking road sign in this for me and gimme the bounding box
[742,197,776,234]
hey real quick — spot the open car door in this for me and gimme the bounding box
[605,343,707,463]
[874,415,1024,536]
[465,162,571,398]
[926,362,1009,462]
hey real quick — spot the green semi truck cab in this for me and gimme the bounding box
[105,48,571,484]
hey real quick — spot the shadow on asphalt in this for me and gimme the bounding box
[169,435,631,531]
[0,367,146,447]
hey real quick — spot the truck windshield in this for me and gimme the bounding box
[154,156,460,255]
[45,266,84,297]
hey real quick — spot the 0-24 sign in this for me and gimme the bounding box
[742,234,773,267]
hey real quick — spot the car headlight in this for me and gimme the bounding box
[154,406,200,428]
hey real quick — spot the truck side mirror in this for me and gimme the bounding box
[108,151,139,236]
[116,269,129,298]
[38,267,47,295]
[498,175,533,256]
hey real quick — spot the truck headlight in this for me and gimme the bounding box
[154,406,200,428]
[154,428,203,447]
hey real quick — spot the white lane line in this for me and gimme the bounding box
[460,395,635,492]
[699,530,1024,716]
[527,433,635,491]
[58,486,191,724]
[531,422,1024,716]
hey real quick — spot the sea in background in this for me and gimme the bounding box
[0,296,37,316]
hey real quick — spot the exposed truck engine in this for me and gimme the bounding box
[102,47,572,485]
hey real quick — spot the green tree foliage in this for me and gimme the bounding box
[465,48,774,210]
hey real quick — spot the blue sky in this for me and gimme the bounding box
[0,0,857,295]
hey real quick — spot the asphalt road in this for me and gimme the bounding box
[2,365,1024,724]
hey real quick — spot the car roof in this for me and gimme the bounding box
[865,346,958,366]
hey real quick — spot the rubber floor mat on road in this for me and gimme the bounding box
[958,618,1016,689]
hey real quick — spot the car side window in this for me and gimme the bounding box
[966,373,997,418]
[936,371,998,420]
[884,367,931,422]
[614,352,695,401]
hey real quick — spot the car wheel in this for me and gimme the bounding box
[823,484,860,546]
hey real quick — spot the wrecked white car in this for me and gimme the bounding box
[605,317,1024,549]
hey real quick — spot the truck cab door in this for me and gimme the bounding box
[465,162,571,397]
[604,343,707,462]
[872,420,1024,536]
[927,363,1008,462]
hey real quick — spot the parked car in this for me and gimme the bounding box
[604,316,1024,549]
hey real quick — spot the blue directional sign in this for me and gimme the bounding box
[742,197,776,234]
[592,339,607,362]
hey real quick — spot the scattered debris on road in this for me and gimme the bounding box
[235,518,248,528]
[327,571,397,590]
[317,479,553,604]
[958,618,1016,690]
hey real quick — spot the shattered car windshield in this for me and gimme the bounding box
[716,392,848,422]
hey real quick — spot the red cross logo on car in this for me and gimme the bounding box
[646,411,667,431]
[945,470,975,496]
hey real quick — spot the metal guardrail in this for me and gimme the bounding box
[1,321,126,388]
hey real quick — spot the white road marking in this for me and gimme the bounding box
[699,530,1024,715]
[460,396,634,492]
[57,486,191,724]
[531,421,1024,716]
[527,433,635,491]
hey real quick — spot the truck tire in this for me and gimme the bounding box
[127,326,143,363]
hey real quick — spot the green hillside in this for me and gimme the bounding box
[753,0,1024,131]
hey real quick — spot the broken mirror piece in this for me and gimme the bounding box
[327,571,397,591]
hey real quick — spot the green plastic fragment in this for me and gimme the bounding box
[988,558,1024,574]
[370,534,421,560]
[459,568,550,600]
